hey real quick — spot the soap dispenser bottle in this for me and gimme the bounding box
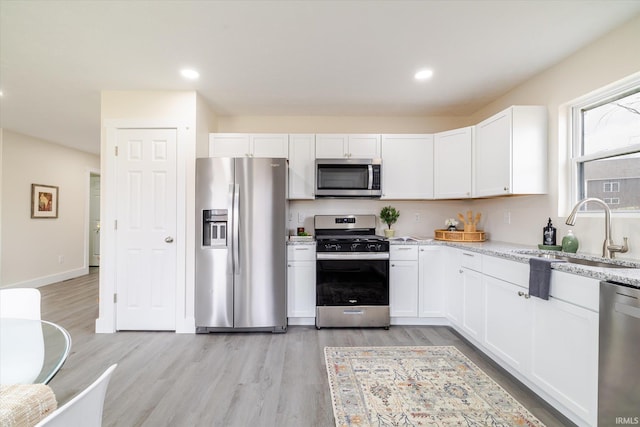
[543,218,557,246]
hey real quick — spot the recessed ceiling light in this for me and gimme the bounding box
[180,69,200,80]
[414,69,434,81]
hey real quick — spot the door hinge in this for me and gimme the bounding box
[114,220,118,230]
[113,293,117,303]
[115,146,118,156]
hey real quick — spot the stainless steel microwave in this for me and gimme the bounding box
[315,159,382,198]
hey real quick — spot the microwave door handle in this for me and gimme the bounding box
[368,164,373,190]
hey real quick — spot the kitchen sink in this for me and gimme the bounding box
[514,250,639,269]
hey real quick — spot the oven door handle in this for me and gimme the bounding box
[316,253,390,260]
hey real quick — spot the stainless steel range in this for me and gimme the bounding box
[314,214,390,329]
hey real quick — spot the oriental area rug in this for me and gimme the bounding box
[325,346,545,427]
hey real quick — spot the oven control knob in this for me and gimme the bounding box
[367,243,381,251]
[351,243,359,251]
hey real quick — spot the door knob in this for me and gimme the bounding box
[165,236,174,243]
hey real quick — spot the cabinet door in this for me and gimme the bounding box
[316,134,348,158]
[444,249,464,326]
[209,133,250,157]
[474,109,512,197]
[287,261,316,317]
[461,267,484,341]
[483,275,532,372]
[250,134,289,158]
[381,134,434,199]
[530,297,598,426]
[434,127,472,198]
[389,260,419,317]
[418,246,444,317]
[288,134,316,199]
[348,134,381,158]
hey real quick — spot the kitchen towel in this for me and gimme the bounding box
[528,257,565,300]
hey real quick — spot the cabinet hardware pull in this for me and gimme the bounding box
[517,291,531,298]
[462,253,474,257]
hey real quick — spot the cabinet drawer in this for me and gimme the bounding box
[459,250,482,271]
[287,244,316,261]
[549,271,599,312]
[390,245,419,260]
[483,255,529,287]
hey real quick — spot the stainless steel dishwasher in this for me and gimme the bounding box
[599,281,640,426]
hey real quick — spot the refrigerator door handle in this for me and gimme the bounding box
[232,183,240,273]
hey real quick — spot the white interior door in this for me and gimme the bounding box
[89,173,101,267]
[116,128,177,330]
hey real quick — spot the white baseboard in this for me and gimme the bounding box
[1,267,89,289]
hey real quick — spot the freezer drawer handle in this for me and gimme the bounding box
[344,309,364,315]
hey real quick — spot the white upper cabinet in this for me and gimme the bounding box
[381,134,434,199]
[316,134,381,158]
[288,134,316,200]
[434,127,473,199]
[209,133,289,158]
[209,133,250,157]
[473,106,547,197]
[250,134,289,158]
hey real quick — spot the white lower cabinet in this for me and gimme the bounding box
[389,246,419,317]
[286,245,316,321]
[390,261,419,317]
[530,291,599,426]
[483,275,532,373]
[418,246,444,317]
[460,267,483,341]
[444,248,464,327]
[479,254,599,427]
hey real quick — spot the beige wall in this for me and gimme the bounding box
[0,130,100,287]
[217,115,468,134]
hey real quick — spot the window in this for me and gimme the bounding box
[572,81,640,213]
[602,181,620,192]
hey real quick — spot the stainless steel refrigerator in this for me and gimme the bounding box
[195,157,287,333]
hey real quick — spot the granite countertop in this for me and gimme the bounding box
[389,237,640,288]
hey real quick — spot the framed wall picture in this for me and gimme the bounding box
[31,184,59,218]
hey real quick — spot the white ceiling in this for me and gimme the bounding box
[1,1,640,155]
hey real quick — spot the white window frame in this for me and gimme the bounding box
[566,72,640,217]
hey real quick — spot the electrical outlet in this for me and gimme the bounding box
[298,212,305,223]
[415,213,421,223]
[288,212,293,221]
[58,255,64,264]
[503,211,511,225]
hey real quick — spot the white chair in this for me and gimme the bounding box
[34,364,117,427]
[0,288,41,320]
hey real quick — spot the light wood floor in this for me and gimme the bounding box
[41,269,574,427]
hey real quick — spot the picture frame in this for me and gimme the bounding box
[31,184,59,218]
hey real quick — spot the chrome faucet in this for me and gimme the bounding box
[566,197,628,258]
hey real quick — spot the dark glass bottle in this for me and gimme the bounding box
[543,218,557,246]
